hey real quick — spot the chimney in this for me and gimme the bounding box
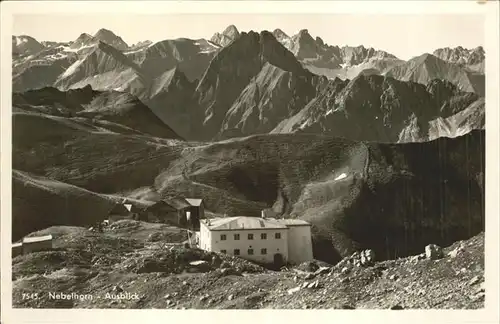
[261,210,265,219]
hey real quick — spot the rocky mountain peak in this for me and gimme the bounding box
[412,53,437,64]
[79,33,92,39]
[74,33,93,43]
[94,28,115,37]
[93,28,128,50]
[297,29,310,36]
[12,35,45,56]
[295,29,315,43]
[69,33,96,49]
[272,28,289,39]
[210,25,241,47]
[432,46,485,67]
[222,25,240,38]
[474,46,484,53]
[290,29,318,59]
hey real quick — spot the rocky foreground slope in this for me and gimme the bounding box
[12,222,484,309]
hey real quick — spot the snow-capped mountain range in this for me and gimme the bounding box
[12,25,485,87]
[11,25,485,143]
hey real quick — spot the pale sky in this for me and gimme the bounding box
[13,14,484,60]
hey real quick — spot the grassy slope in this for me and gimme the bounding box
[13,112,186,194]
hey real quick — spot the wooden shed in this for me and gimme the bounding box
[22,234,53,254]
[12,242,23,257]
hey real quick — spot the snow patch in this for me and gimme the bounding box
[113,86,126,92]
[124,48,146,55]
[326,109,333,116]
[334,173,347,181]
[299,120,309,130]
[61,59,83,78]
[61,44,96,53]
[14,37,29,46]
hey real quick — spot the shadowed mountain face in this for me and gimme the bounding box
[272,75,484,143]
[195,30,328,140]
[164,131,484,263]
[13,86,181,139]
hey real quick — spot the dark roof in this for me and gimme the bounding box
[108,203,131,215]
[166,197,192,210]
[145,200,179,212]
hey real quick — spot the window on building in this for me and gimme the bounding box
[234,234,240,240]
[248,233,254,240]
[275,232,281,239]
[261,248,267,255]
[261,233,267,240]
[221,249,227,254]
[248,249,254,255]
[221,234,226,241]
[234,249,240,255]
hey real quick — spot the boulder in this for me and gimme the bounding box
[188,260,211,273]
[360,249,375,266]
[468,275,481,286]
[425,244,444,260]
[447,244,465,258]
[314,266,331,275]
[304,273,316,280]
[211,254,222,267]
[298,261,320,272]
[219,268,242,277]
[220,261,231,269]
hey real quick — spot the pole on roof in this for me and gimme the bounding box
[186,228,192,248]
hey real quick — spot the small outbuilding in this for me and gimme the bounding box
[12,242,23,257]
[144,199,185,224]
[108,201,133,221]
[22,234,53,254]
[181,198,205,230]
